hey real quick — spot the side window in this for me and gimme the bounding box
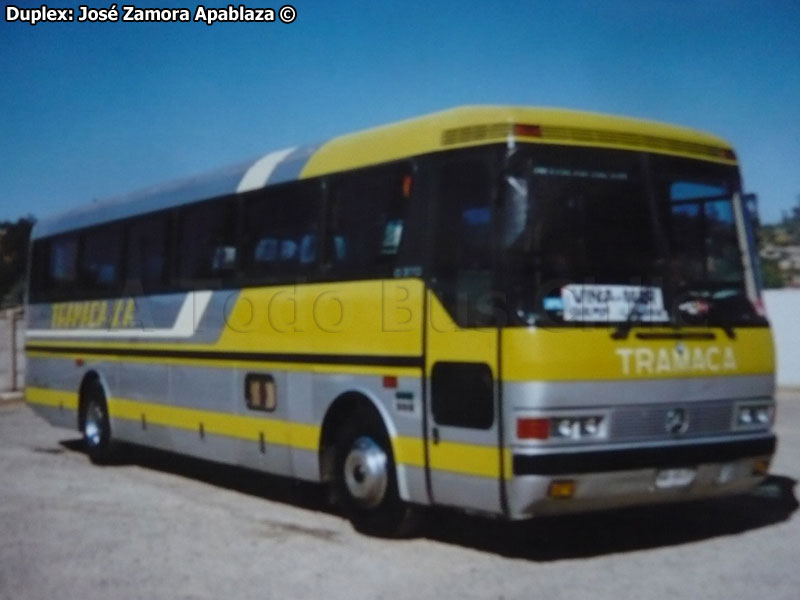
[29,240,51,302]
[126,213,169,293]
[177,198,237,285]
[79,224,124,294]
[432,158,495,325]
[242,181,322,282]
[325,163,411,279]
[49,235,79,295]
[668,179,740,283]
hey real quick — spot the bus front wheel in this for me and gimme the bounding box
[333,411,418,537]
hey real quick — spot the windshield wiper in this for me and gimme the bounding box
[611,290,654,340]
[675,294,737,340]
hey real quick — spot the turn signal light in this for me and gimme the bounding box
[548,480,576,499]
[517,418,549,440]
[753,459,770,476]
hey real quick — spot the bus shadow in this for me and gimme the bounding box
[422,475,799,560]
[60,438,797,560]
[59,439,335,517]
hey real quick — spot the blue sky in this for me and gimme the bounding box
[2,0,799,224]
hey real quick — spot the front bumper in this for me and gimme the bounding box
[506,434,776,519]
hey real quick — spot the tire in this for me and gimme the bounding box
[80,380,117,464]
[333,410,419,537]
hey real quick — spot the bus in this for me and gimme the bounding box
[25,106,776,536]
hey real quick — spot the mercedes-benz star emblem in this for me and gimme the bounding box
[665,408,689,435]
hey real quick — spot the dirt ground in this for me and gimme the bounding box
[1,391,798,600]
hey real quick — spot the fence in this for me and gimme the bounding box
[0,307,24,399]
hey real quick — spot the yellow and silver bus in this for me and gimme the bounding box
[25,106,776,535]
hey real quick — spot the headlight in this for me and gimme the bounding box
[735,402,774,429]
[550,416,607,441]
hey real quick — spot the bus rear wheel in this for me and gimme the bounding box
[333,412,419,537]
[80,380,117,464]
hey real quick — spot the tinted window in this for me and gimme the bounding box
[325,163,411,279]
[242,181,322,282]
[432,157,495,325]
[49,235,78,293]
[79,225,124,293]
[29,240,51,301]
[126,213,169,293]
[431,362,494,429]
[178,198,237,284]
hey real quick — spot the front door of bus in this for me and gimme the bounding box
[423,153,505,514]
[425,296,504,514]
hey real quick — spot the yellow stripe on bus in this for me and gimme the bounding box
[108,397,319,450]
[26,387,79,410]
[394,436,509,479]
[25,387,505,479]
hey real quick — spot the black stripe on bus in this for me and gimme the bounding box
[512,436,776,476]
[25,344,424,369]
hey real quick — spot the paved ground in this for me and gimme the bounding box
[1,392,798,600]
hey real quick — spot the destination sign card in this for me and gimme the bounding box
[561,284,669,323]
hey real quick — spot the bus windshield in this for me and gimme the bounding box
[500,146,762,327]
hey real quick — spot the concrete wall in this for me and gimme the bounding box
[0,308,24,394]
[764,289,800,389]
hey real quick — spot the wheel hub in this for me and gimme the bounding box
[343,436,388,509]
[84,402,104,448]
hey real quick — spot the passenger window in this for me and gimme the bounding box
[325,164,411,279]
[49,235,78,289]
[29,240,51,301]
[79,225,123,293]
[178,198,237,284]
[126,213,169,293]
[242,181,323,282]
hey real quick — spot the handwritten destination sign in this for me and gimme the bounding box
[561,284,669,323]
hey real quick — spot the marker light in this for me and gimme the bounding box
[402,174,412,198]
[513,124,542,138]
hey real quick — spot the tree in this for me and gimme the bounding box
[0,216,35,308]
[779,195,800,244]
[760,257,785,289]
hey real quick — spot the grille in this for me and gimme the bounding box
[441,123,513,146]
[610,400,735,441]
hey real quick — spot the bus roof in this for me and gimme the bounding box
[33,105,736,239]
